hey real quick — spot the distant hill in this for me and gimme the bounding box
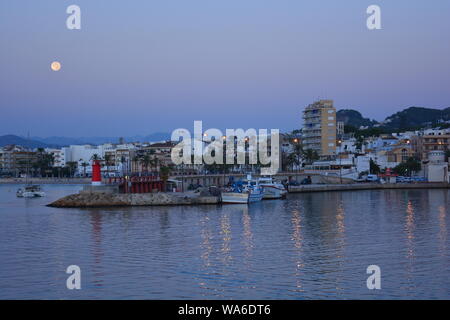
[129,132,171,143]
[0,135,54,149]
[31,136,95,146]
[337,109,378,128]
[382,106,450,130]
[30,132,171,147]
[337,106,450,132]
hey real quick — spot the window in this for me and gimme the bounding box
[328,123,334,126]
[401,149,408,160]
[328,143,334,147]
[327,110,334,114]
[328,117,334,120]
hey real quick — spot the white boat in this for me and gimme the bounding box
[16,185,46,198]
[257,177,287,199]
[222,174,264,204]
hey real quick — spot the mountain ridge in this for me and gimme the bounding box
[0,132,171,148]
[337,106,450,130]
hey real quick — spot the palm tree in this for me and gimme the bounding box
[142,154,152,173]
[66,161,78,178]
[80,162,89,177]
[132,155,141,174]
[120,155,126,176]
[291,140,304,171]
[148,149,157,173]
[159,165,172,192]
[152,157,159,173]
[302,149,319,165]
[104,154,112,174]
[91,153,101,161]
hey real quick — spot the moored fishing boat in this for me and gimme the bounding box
[221,191,249,204]
[221,174,264,204]
[257,177,287,199]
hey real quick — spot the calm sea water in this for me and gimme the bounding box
[0,184,449,299]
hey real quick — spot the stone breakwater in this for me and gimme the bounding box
[48,192,220,208]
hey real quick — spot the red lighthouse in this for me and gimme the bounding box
[92,160,102,186]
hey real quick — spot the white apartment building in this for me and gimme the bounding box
[44,148,66,167]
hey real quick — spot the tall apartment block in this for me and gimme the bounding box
[302,99,337,156]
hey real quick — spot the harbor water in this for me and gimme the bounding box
[0,184,449,299]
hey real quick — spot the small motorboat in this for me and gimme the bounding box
[16,185,46,198]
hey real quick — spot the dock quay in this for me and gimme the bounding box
[288,182,450,193]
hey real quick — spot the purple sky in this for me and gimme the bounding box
[1,0,450,137]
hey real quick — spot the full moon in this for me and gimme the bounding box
[51,61,61,71]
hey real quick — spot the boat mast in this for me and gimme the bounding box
[26,131,30,185]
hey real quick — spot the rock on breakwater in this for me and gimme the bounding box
[47,192,220,208]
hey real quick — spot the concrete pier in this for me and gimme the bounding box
[288,182,450,193]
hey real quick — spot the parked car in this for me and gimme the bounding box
[188,183,203,190]
[300,176,312,185]
[396,176,413,183]
[366,174,379,182]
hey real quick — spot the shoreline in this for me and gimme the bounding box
[46,182,450,208]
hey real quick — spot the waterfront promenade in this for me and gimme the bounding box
[0,173,350,187]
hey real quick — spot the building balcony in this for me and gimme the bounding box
[303,140,321,145]
[303,113,321,119]
[304,125,321,130]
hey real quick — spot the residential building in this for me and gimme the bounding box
[44,148,66,167]
[0,145,38,176]
[417,134,450,160]
[302,99,337,157]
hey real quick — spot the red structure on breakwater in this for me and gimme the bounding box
[92,160,102,186]
[107,176,164,194]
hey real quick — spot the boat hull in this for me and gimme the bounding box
[260,185,287,199]
[221,192,249,204]
[248,191,264,202]
[22,191,46,198]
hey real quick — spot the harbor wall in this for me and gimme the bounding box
[288,182,450,193]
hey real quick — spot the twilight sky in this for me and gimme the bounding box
[1,0,450,137]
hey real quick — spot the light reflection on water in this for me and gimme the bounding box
[0,184,449,299]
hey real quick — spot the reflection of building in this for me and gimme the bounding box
[424,150,448,182]
[302,100,336,157]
